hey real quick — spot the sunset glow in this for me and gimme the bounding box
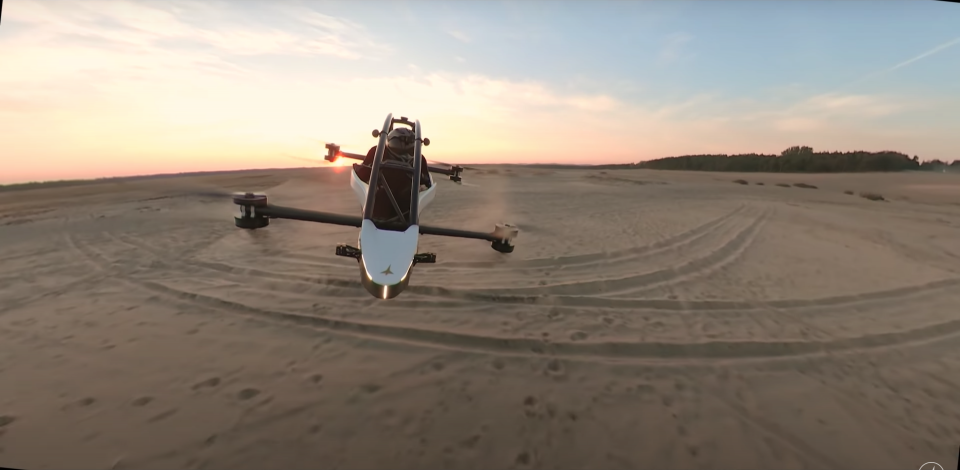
[1,1,958,184]
[329,157,354,168]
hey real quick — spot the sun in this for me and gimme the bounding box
[327,157,354,167]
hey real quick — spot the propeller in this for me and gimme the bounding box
[282,153,324,165]
[505,215,547,236]
[452,179,481,188]
[172,186,236,199]
[283,147,484,191]
[431,159,478,171]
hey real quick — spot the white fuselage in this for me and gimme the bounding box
[350,169,436,299]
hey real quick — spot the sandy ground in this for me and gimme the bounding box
[1,166,960,470]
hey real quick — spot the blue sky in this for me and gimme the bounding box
[335,1,958,92]
[1,0,958,183]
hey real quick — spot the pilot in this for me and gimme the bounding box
[363,127,431,191]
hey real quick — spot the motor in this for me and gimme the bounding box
[234,193,270,229]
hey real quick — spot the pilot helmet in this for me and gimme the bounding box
[386,127,415,156]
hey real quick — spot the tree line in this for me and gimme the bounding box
[633,146,959,173]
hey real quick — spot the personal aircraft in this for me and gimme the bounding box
[231,113,520,299]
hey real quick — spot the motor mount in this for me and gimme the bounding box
[234,192,269,229]
[413,252,437,264]
[491,223,519,253]
[449,165,464,184]
[336,244,362,261]
[324,143,340,162]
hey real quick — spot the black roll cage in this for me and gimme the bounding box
[323,114,465,231]
[361,114,424,230]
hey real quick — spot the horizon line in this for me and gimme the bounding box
[4,154,957,189]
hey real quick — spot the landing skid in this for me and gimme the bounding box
[336,244,361,260]
[413,252,436,265]
[335,244,437,265]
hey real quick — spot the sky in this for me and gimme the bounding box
[1,0,959,184]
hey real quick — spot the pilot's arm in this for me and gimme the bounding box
[419,154,431,190]
[362,146,377,166]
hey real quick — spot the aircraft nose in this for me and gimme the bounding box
[359,260,411,300]
[357,220,418,299]
[369,262,402,285]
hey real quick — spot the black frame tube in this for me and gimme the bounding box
[336,151,367,160]
[337,149,455,177]
[418,224,502,242]
[379,177,405,225]
[409,119,423,225]
[357,113,429,229]
[333,148,457,178]
[254,205,510,242]
[258,205,362,227]
[362,113,393,221]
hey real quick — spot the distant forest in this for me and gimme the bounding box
[3,146,957,191]
[629,146,959,173]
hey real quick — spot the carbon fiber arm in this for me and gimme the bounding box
[257,205,363,227]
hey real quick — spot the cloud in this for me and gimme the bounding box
[735,91,914,134]
[772,117,823,133]
[798,93,905,118]
[783,35,958,134]
[658,32,694,64]
[885,36,960,74]
[650,93,719,120]
[446,29,471,43]
[6,1,385,60]
[842,36,960,89]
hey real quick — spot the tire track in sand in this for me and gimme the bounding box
[430,203,752,270]
[0,272,109,317]
[164,202,752,296]
[463,206,770,296]
[249,203,751,274]
[108,206,768,302]
[104,227,960,313]
[709,390,842,469]
[64,231,960,365]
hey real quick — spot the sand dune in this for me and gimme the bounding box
[1,167,959,470]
